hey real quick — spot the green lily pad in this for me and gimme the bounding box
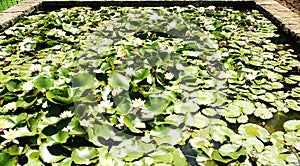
[39,144,66,163]
[34,76,54,90]
[238,123,270,142]
[283,120,300,131]
[254,108,273,119]
[108,71,131,90]
[289,75,300,82]
[285,99,300,111]
[71,147,98,165]
[133,68,150,83]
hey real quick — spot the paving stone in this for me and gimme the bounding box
[0,12,24,29]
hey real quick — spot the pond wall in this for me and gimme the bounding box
[0,0,299,46]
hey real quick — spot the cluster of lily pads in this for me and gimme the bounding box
[0,5,299,165]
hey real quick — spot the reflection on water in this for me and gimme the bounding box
[249,111,300,133]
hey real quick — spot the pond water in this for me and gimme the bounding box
[0,5,300,165]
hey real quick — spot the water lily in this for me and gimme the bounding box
[125,67,134,76]
[240,36,248,41]
[248,26,254,31]
[247,16,256,23]
[246,73,256,81]
[147,75,152,84]
[175,6,184,13]
[112,87,122,97]
[167,21,177,31]
[42,101,48,108]
[164,72,174,80]
[221,52,229,57]
[1,129,19,144]
[93,69,103,74]
[62,126,74,132]
[23,38,34,44]
[106,25,114,31]
[5,102,16,111]
[99,100,113,109]
[56,30,66,38]
[116,115,126,129]
[0,120,8,131]
[207,6,216,10]
[267,71,277,81]
[22,81,34,92]
[199,7,205,13]
[79,119,90,128]
[156,68,163,73]
[132,98,146,109]
[117,48,127,59]
[60,110,74,119]
[30,64,41,72]
[133,38,143,46]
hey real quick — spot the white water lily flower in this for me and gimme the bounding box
[156,68,163,73]
[240,36,248,41]
[56,30,66,38]
[22,81,34,92]
[125,67,134,76]
[267,71,277,81]
[147,75,152,84]
[60,110,74,119]
[30,64,41,72]
[132,98,146,109]
[79,119,89,128]
[164,72,174,80]
[99,100,113,109]
[116,115,126,129]
[0,120,8,131]
[246,73,256,81]
[221,52,229,57]
[167,21,177,31]
[133,38,143,46]
[42,101,48,108]
[182,50,199,57]
[23,38,34,43]
[112,87,122,97]
[5,102,16,111]
[62,126,73,132]
[20,38,35,51]
[149,13,164,21]
[174,6,184,13]
[199,7,205,13]
[207,6,216,10]
[117,48,127,59]
[1,129,19,144]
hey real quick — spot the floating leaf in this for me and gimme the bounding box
[71,147,98,165]
[283,120,300,131]
[39,144,65,163]
[133,68,150,83]
[108,71,131,90]
[286,99,300,111]
[238,124,270,142]
[34,76,54,90]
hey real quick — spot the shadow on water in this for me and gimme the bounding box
[177,144,198,166]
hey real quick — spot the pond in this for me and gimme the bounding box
[0,5,300,165]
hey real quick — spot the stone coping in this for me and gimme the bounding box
[0,0,299,45]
